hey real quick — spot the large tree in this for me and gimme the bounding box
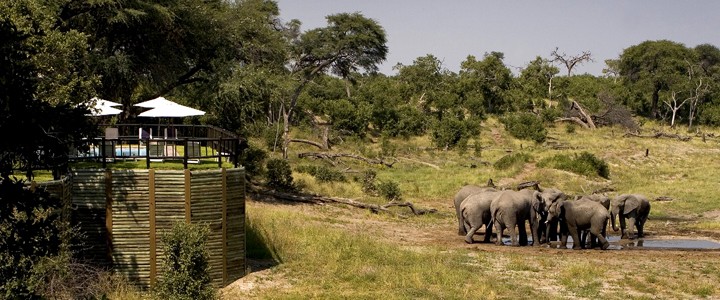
[280,12,388,158]
[618,40,695,118]
[458,52,513,114]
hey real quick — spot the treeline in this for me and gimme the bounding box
[3,0,720,167]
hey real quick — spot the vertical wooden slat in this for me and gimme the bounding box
[222,168,228,284]
[105,169,113,267]
[149,169,156,286]
[185,169,191,223]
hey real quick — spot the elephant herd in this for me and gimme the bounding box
[454,184,651,250]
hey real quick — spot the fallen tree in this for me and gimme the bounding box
[623,131,692,142]
[250,184,436,216]
[299,152,397,167]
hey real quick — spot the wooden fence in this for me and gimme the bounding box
[42,168,246,288]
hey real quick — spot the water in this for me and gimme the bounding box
[499,235,720,250]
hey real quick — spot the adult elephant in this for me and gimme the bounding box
[453,185,496,235]
[610,194,651,239]
[537,188,567,245]
[490,189,544,246]
[547,198,610,250]
[578,194,610,247]
[460,190,503,243]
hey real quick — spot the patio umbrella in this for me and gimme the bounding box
[86,97,122,116]
[135,96,205,117]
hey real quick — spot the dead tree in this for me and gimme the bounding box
[299,152,397,167]
[550,47,594,76]
[554,100,596,129]
[663,91,690,127]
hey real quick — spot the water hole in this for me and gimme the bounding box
[497,236,720,250]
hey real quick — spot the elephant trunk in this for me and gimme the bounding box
[610,211,619,232]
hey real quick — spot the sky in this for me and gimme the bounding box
[274,1,720,76]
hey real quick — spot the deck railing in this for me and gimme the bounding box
[70,124,242,169]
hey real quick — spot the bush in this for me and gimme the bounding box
[295,165,346,183]
[538,152,610,179]
[431,116,480,150]
[493,152,532,170]
[377,180,402,201]
[154,222,215,300]
[266,159,295,192]
[358,169,378,196]
[500,112,547,143]
[239,143,267,179]
[0,178,69,298]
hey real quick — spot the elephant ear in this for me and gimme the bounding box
[532,191,542,212]
[624,195,641,213]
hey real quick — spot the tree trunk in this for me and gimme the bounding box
[282,109,290,159]
[651,86,660,118]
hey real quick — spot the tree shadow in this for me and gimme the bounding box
[245,216,280,273]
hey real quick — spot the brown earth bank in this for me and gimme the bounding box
[223,199,720,299]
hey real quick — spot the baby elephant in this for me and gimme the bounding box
[548,198,610,250]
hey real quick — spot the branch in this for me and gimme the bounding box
[150,65,208,99]
[250,185,435,215]
[570,100,596,129]
[554,117,590,128]
[299,152,396,167]
[397,157,440,170]
[290,139,326,150]
[623,131,692,141]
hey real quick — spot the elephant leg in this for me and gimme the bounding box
[507,223,518,246]
[483,222,493,243]
[465,224,482,244]
[619,216,627,239]
[627,217,637,239]
[590,227,610,250]
[518,221,528,246]
[580,230,589,248]
[569,226,582,250]
[494,220,504,246]
[637,217,646,238]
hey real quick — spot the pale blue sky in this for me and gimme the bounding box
[274,1,720,76]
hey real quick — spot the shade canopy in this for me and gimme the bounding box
[86,97,122,116]
[136,96,205,117]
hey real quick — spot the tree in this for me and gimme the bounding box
[1,1,97,179]
[281,12,388,158]
[458,52,513,114]
[550,47,593,77]
[618,40,695,118]
[518,56,559,104]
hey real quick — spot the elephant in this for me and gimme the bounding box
[547,198,610,250]
[454,185,496,235]
[610,194,651,239]
[537,188,568,245]
[460,190,503,243]
[577,194,610,246]
[490,189,544,246]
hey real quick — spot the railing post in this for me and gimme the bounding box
[101,137,107,169]
[183,138,189,169]
[145,137,151,169]
[218,137,223,168]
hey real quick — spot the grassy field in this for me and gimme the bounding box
[220,119,720,299]
[81,118,719,299]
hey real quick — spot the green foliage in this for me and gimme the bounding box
[500,112,547,143]
[295,165,346,183]
[0,178,68,298]
[358,169,378,196]
[458,52,514,114]
[154,222,215,300]
[493,153,532,170]
[239,143,267,179]
[266,159,295,192]
[565,124,577,134]
[377,180,402,201]
[538,152,610,179]
[431,116,481,150]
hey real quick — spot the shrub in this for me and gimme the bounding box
[239,143,267,179]
[0,178,69,298]
[431,116,480,150]
[493,152,532,170]
[154,222,215,300]
[565,124,576,134]
[295,165,346,183]
[500,112,547,143]
[377,180,402,201]
[538,152,610,179]
[358,169,378,196]
[266,159,295,192]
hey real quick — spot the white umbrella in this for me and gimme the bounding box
[136,96,205,117]
[85,97,122,116]
[138,104,205,117]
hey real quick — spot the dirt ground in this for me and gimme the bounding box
[222,199,720,298]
